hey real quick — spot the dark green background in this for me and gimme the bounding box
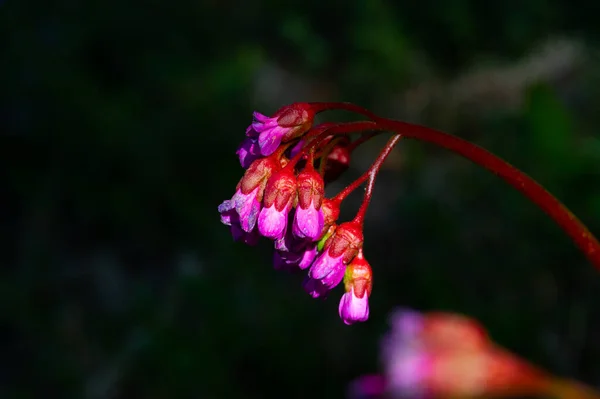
[2,1,600,398]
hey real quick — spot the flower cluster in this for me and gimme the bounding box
[218,103,374,324]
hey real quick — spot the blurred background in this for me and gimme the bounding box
[2,0,600,398]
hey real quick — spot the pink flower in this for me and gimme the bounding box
[339,288,369,325]
[293,167,325,241]
[246,103,315,156]
[257,169,297,240]
[338,249,372,324]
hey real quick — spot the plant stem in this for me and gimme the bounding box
[372,116,600,269]
[353,134,403,226]
[310,102,380,120]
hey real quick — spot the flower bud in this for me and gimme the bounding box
[246,103,315,156]
[258,169,297,240]
[239,156,279,195]
[325,221,364,264]
[293,167,325,240]
[339,249,372,325]
[308,221,364,291]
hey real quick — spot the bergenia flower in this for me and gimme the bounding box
[258,169,297,240]
[293,166,325,241]
[338,249,372,324]
[308,221,363,291]
[218,201,260,245]
[218,187,261,233]
[246,103,315,156]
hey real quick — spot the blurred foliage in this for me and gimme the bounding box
[2,0,600,398]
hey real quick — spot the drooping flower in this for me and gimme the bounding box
[338,249,372,324]
[308,221,363,291]
[293,166,325,241]
[218,187,261,233]
[257,169,297,240]
[246,103,315,156]
[219,156,279,237]
[217,200,260,245]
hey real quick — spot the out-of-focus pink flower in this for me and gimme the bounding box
[348,309,597,399]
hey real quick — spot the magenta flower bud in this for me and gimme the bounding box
[339,250,372,324]
[239,156,279,195]
[258,169,297,240]
[339,290,369,325]
[246,103,315,156]
[258,203,291,240]
[293,167,325,241]
[293,202,324,241]
[231,187,261,232]
[308,221,364,290]
[236,137,262,169]
[308,250,346,289]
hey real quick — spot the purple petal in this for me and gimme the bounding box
[245,125,259,137]
[236,138,262,168]
[297,244,318,270]
[232,188,261,232]
[218,199,236,225]
[257,127,287,156]
[252,111,270,123]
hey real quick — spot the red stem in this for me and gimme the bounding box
[353,134,403,226]
[311,102,600,270]
[374,117,600,269]
[310,102,380,120]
